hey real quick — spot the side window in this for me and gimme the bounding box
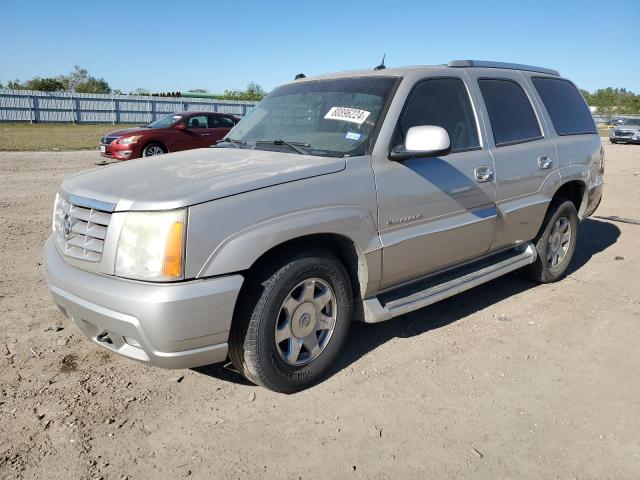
[531,77,597,135]
[478,79,542,146]
[186,115,208,129]
[211,116,236,128]
[394,78,480,152]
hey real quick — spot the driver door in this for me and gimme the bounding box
[373,76,497,289]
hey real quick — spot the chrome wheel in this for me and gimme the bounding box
[275,278,337,366]
[546,217,571,268]
[144,145,164,156]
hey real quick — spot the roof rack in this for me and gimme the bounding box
[448,60,560,76]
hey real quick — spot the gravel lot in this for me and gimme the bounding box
[1,144,639,479]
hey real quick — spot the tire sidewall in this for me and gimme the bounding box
[250,256,352,392]
[537,201,579,281]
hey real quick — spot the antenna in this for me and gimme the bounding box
[374,54,386,70]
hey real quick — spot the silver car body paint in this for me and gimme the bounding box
[44,63,604,368]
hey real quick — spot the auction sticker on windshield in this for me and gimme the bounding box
[324,107,371,125]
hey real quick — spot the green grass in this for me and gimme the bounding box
[0,123,131,151]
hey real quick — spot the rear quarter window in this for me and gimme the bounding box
[532,77,597,135]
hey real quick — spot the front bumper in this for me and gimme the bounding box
[610,133,640,144]
[43,238,244,369]
[100,142,140,160]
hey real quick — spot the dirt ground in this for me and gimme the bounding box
[1,143,639,480]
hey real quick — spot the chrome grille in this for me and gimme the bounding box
[615,130,633,137]
[53,195,113,262]
[101,135,119,145]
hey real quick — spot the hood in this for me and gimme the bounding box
[614,125,640,132]
[61,148,346,211]
[103,127,149,138]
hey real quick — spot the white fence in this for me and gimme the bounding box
[0,89,257,124]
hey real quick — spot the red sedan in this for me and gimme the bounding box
[100,112,239,160]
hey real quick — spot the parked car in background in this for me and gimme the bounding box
[610,117,640,144]
[100,112,239,160]
[45,60,603,393]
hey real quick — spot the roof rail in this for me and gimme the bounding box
[448,60,560,76]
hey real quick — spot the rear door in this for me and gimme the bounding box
[208,115,236,145]
[465,69,559,250]
[184,114,212,149]
[525,74,601,202]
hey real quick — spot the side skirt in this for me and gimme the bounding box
[362,242,537,323]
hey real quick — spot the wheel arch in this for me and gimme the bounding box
[194,206,382,303]
[552,179,587,217]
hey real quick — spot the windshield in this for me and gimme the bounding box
[224,77,398,156]
[145,114,183,129]
[622,118,640,126]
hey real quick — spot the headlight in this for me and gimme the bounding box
[52,193,60,232]
[115,209,187,281]
[118,135,143,145]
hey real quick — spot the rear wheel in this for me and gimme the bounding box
[142,142,166,157]
[229,250,352,393]
[523,199,579,283]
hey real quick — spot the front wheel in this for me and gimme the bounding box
[523,199,579,283]
[142,142,166,157]
[229,251,353,393]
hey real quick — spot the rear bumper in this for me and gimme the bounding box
[43,238,243,369]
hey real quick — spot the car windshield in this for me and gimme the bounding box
[622,118,640,126]
[224,77,398,157]
[145,114,183,129]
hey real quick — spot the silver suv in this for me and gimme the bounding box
[609,117,640,144]
[44,60,604,392]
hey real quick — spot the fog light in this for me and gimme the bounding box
[119,150,132,157]
[124,336,142,348]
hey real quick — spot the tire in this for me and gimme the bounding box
[142,142,166,157]
[229,250,353,393]
[523,199,579,283]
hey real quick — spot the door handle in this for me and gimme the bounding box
[538,155,553,169]
[201,133,211,136]
[474,166,494,183]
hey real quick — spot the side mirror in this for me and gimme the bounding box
[175,123,187,131]
[389,125,451,161]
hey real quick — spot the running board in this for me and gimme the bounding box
[362,242,537,323]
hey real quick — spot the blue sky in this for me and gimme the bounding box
[1,0,639,94]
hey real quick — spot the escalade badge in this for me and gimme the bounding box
[387,213,423,226]
[62,215,73,240]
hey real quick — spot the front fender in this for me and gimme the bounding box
[195,206,381,279]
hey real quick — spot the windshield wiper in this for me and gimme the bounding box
[255,139,310,155]
[217,137,247,147]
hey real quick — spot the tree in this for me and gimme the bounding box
[23,77,66,91]
[58,65,111,94]
[130,88,150,96]
[221,82,266,101]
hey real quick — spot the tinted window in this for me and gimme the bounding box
[532,77,597,135]
[395,78,479,151]
[478,79,542,146]
[187,115,208,128]
[209,115,235,128]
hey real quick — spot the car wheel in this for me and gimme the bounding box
[610,140,617,144]
[523,199,579,283]
[229,250,353,393]
[142,143,166,157]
